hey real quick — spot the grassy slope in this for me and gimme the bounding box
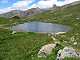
[0,29,54,60]
[25,4,80,48]
[0,4,80,60]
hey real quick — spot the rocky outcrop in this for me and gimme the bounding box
[56,47,80,60]
[38,44,56,58]
[25,7,42,16]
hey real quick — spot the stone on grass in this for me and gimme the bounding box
[51,36,56,41]
[54,41,60,44]
[76,18,80,20]
[38,44,56,58]
[56,47,80,60]
[11,31,16,34]
[73,42,77,45]
[48,33,51,36]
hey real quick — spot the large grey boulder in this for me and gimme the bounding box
[56,47,80,60]
[38,44,56,58]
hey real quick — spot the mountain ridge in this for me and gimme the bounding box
[0,1,80,18]
[0,7,43,18]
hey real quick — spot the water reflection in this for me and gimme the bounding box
[11,22,70,33]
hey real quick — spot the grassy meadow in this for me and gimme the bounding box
[0,3,80,60]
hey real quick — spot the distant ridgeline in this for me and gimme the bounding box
[50,0,80,11]
[0,7,43,18]
[0,1,80,18]
[62,0,80,8]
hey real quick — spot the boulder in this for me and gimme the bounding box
[38,44,56,58]
[56,47,80,60]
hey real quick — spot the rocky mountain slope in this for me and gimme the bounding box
[0,7,43,18]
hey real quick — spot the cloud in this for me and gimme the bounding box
[56,0,79,6]
[65,0,79,4]
[0,0,32,14]
[35,0,79,8]
[12,1,31,10]
[36,0,55,8]
[0,7,14,14]
[0,0,79,14]
[29,0,56,9]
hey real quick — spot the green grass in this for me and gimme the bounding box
[0,3,80,60]
[0,29,55,60]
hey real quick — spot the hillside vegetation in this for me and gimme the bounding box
[0,3,80,60]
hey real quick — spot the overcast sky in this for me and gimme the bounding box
[0,0,79,14]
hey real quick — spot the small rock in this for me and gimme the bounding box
[38,44,56,58]
[48,33,55,36]
[73,42,77,45]
[48,33,51,36]
[54,41,60,44]
[64,41,67,43]
[11,31,16,34]
[51,36,56,41]
[75,33,79,35]
[76,18,80,20]
[51,33,55,35]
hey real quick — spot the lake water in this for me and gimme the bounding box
[11,22,70,33]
